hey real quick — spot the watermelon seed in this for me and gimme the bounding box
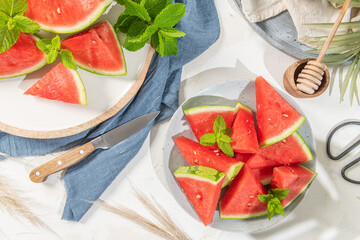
[213,150,219,153]
[57,8,61,14]
[247,203,252,206]
[268,118,272,121]
[248,131,251,134]
[283,114,289,117]
[196,194,201,199]
[193,150,197,155]
[246,120,249,123]
[194,159,198,163]
[92,41,97,44]
[249,195,254,198]
[282,139,287,143]
[216,153,220,156]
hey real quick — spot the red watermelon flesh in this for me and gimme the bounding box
[25,0,113,34]
[219,164,268,219]
[61,20,126,76]
[234,153,273,185]
[174,136,244,187]
[183,105,239,142]
[270,164,317,208]
[230,102,260,154]
[246,132,313,169]
[0,33,46,79]
[174,165,225,226]
[24,63,87,105]
[255,76,305,147]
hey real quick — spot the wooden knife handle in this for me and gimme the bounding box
[29,142,95,183]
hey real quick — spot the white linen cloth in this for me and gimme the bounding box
[241,0,353,47]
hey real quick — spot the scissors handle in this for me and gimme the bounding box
[341,157,360,184]
[326,121,360,160]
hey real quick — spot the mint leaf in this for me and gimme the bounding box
[0,11,10,27]
[154,3,185,28]
[224,126,232,136]
[0,25,19,53]
[46,50,58,64]
[213,115,226,135]
[159,28,186,38]
[0,0,27,17]
[271,188,289,201]
[124,24,157,51]
[36,38,52,54]
[143,0,172,20]
[272,198,285,216]
[114,15,139,33]
[156,32,178,56]
[51,35,61,51]
[200,133,216,146]
[13,15,39,33]
[59,49,77,69]
[220,134,233,143]
[257,194,274,203]
[127,19,148,37]
[218,141,234,157]
[267,199,276,220]
[122,0,151,23]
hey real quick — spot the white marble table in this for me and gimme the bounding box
[1,0,360,239]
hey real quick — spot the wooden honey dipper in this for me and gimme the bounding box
[284,0,352,97]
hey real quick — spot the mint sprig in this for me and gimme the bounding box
[199,115,234,157]
[115,0,186,57]
[257,188,289,220]
[36,35,77,70]
[0,0,40,54]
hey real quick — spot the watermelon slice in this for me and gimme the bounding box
[247,132,313,169]
[255,76,305,147]
[174,136,244,187]
[25,0,113,34]
[183,105,239,141]
[270,164,317,208]
[174,165,225,226]
[61,20,126,76]
[24,63,87,105]
[230,102,260,154]
[0,33,46,79]
[219,165,268,219]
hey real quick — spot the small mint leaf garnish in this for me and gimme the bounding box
[46,50,58,64]
[213,115,226,135]
[154,3,185,28]
[224,126,232,136]
[59,49,77,69]
[120,0,151,23]
[159,27,186,38]
[218,141,234,157]
[13,15,39,33]
[143,0,172,20]
[0,26,19,53]
[257,188,289,220]
[220,134,233,143]
[0,0,27,17]
[200,133,216,146]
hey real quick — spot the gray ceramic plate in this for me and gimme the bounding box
[162,79,316,232]
[234,0,317,60]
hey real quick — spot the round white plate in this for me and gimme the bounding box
[0,4,150,138]
[162,79,316,232]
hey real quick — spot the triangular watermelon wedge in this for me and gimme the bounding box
[174,165,225,226]
[270,164,317,208]
[230,102,260,154]
[24,63,87,105]
[183,105,239,142]
[0,33,47,79]
[255,76,305,147]
[174,136,244,187]
[61,20,126,76]
[219,164,268,219]
[246,132,313,169]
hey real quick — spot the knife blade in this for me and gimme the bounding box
[29,111,160,183]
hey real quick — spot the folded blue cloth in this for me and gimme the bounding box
[0,0,220,221]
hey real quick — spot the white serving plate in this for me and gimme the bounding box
[162,79,316,232]
[0,4,153,139]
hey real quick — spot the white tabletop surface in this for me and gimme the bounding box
[2,0,360,239]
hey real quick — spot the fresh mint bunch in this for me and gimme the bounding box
[0,0,40,54]
[200,115,235,157]
[258,188,289,220]
[115,0,186,57]
[36,35,77,69]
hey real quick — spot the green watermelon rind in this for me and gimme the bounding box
[292,131,313,161]
[223,161,244,188]
[183,105,239,116]
[36,0,114,34]
[282,164,317,209]
[174,165,225,184]
[235,102,252,113]
[219,205,267,219]
[259,116,306,147]
[74,20,127,76]
[69,68,87,106]
[0,34,47,80]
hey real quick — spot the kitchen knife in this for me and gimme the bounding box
[29,111,160,183]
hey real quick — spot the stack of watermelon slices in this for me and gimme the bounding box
[0,2,127,105]
[173,76,317,226]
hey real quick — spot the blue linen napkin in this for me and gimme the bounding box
[0,0,220,221]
